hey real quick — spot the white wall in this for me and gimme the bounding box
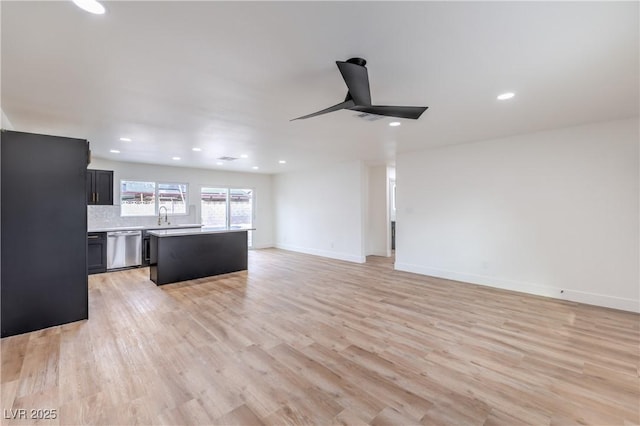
[89,157,274,248]
[1,108,14,130]
[366,165,390,257]
[396,118,639,312]
[274,160,367,263]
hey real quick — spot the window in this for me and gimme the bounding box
[200,187,228,228]
[158,183,187,215]
[121,181,155,216]
[230,189,253,230]
[121,180,188,216]
[201,187,254,247]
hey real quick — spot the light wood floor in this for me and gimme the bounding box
[2,249,639,425]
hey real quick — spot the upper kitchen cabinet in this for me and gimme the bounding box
[87,169,113,205]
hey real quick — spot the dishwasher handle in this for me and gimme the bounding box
[108,230,142,237]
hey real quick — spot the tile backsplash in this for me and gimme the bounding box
[88,205,198,229]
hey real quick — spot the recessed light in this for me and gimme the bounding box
[109,149,120,154]
[497,92,515,100]
[389,122,401,127]
[240,154,249,158]
[192,147,202,152]
[119,137,131,142]
[172,157,181,161]
[72,0,105,15]
[216,162,223,166]
[252,166,259,170]
[279,160,287,164]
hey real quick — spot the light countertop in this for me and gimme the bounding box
[88,223,203,233]
[147,227,254,238]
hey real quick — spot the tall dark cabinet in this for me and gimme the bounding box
[1,130,89,337]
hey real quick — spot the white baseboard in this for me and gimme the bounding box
[366,250,389,257]
[275,243,366,264]
[250,243,274,249]
[394,262,640,313]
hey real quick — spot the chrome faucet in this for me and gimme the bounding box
[158,206,169,226]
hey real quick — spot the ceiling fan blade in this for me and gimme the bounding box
[291,99,355,121]
[336,61,371,106]
[350,105,428,120]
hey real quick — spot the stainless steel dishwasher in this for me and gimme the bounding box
[107,230,142,269]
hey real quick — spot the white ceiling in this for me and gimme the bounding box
[2,1,638,174]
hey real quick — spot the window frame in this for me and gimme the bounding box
[156,181,189,216]
[199,185,255,247]
[228,187,255,229]
[120,179,189,217]
[199,186,230,228]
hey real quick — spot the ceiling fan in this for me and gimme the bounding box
[292,57,428,121]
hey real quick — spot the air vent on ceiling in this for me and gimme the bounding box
[354,112,384,122]
[217,156,239,161]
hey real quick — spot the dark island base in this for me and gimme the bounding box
[150,231,248,285]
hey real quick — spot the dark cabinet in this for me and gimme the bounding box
[150,230,248,285]
[88,232,107,274]
[2,130,89,337]
[87,169,113,205]
[142,231,151,266]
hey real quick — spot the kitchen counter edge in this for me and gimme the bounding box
[88,224,204,233]
[147,228,255,237]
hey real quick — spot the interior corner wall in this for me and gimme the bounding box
[366,165,390,257]
[274,160,366,263]
[395,118,639,312]
[1,109,14,130]
[88,157,274,249]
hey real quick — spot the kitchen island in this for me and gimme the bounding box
[148,228,251,285]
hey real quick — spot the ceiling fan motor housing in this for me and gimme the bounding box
[346,57,367,67]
